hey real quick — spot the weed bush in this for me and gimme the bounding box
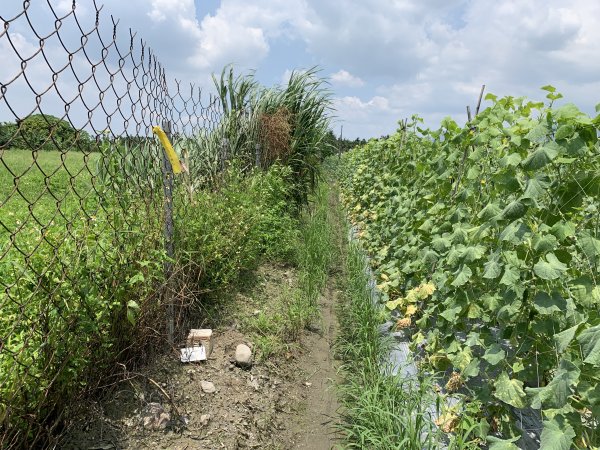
[0,201,165,442]
[176,163,300,291]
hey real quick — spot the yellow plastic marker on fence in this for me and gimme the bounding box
[152,125,182,174]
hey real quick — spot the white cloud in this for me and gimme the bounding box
[3,0,600,138]
[184,0,313,72]
[331,70,364,88]
[333,95,400,138]
[189,13,269,70]
[336,96,390,114]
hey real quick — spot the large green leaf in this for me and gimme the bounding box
[533,291,566,315]
[483,258,503,279]
[566,133,588,157]
[579,381,600,414]
[539,416,575,450]
[500,152,522,167]
[578,232,600,264]
[500,264,520,286]
[439,303,463,322]
[487,436,520,450]
[482,343,505,365]
[569,276,596,307]
[533,253,568,280]
[432,236,451,252]
[501,200,526,220]
[577,325,600,366]
[553,324,580,353]
[478,202,503,221]
[462,245,486,263]
[550,221,576,241]
[451,264,472,287]
[532,233,558,253]
[493,372,527,408]
[499,221,530,244]
[527,359,580,409]
[522,176,550,200]
[554,103,586,121]
[555,123,575,141]
[450,346,473,371]
[521,143,559,171]
[525,123,549,143]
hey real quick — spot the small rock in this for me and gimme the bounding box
[201,380,216,393]
[235,343,253,368]
[141,403,170,430]
[247,376,259,391]
[200,414,211,426]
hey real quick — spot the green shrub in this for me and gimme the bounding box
[212,66,333,206]
[0,121,17,148]
[175,163,298,291]
[0,202,165,440]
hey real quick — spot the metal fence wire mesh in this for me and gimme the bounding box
[0,1,241,447]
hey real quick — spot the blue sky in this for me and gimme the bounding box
[1,0,600,138]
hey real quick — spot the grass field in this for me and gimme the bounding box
[0,149,100,233]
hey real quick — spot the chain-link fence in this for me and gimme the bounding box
[0,1,251,447]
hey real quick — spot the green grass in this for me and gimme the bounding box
[0,149,99,232]
[240,180,336,360]
[335,214,444,449]
[297,182,335,309]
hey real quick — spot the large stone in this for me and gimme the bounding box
[235,343,253,368]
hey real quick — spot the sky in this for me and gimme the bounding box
[1,0,600,139]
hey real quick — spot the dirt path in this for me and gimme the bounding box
[60,264,341,450]
[291,282,340,449]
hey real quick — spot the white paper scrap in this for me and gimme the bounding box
[180,345,207,362]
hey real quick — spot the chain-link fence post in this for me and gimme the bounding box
[255,143,261,169]
[161,119,175,346]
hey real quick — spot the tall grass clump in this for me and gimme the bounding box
[336,240,443,449]
[296,182,335,309]
[208,65,334,206]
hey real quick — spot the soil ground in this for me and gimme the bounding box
[59,264,341,450]
[289,281,340,450]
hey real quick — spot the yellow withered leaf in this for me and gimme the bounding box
[385,299,403,310]
[405,304,418,316]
